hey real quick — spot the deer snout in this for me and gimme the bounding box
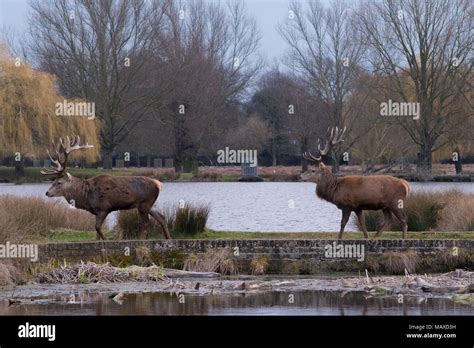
[45,191,51,197]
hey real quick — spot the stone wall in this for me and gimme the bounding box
[38,239,473,274]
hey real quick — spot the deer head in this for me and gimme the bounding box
[41,136,93,197]
[300,126,346,182]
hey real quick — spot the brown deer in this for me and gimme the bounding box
[41,136,170,240]
[301,127,410,239]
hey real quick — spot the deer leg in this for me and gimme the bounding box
[138,209,150,240]
[392,208,408,239]
[338,209,351,240]
[95,212,108,240]
[375,208,392,238]
[150,210,171,239]
[355,210,368,239]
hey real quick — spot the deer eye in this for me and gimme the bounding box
[312,170,316,173]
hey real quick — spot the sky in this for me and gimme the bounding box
[0,0,296,62]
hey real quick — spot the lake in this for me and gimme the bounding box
[0,182,473,232]
[0,289,472,316]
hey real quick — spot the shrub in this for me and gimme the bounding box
[168,203,210,236]
[0,195,95,243]
[191,172,221,181]
[117,210,163,239]
[117,203,210,239]
[353,190,473,232]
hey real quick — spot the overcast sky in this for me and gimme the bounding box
[0,0,300,62]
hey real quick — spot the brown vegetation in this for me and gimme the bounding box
[354,190,474,232]
[0,195,95,243]
[183,249,238,275]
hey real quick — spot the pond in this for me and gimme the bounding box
[0,289,472,316]
[0,182,473,232]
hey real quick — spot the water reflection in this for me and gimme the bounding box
[0,291,472,316]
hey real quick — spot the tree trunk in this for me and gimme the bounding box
[331,149,340,173]
[417,145,432,173]
[174,155,183,173]
[271,140,277,166]
[14,157,25,178]
[102,150,113,169]
[300,137,308,172]
[454,147,462,174]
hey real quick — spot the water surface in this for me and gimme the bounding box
[0,290,472,316]
[0,182,472,232]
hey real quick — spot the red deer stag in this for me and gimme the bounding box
[301,127,410,239]
[41,136,170,240]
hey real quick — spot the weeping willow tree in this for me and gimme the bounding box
[0,44,100,176]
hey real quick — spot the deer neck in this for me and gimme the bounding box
[316,172,340,203]
[64,176,90,210]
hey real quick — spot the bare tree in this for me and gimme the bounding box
[279,0,365,172]
[357,0,473,172]
[226,116,271,153]
[28,0,157,168]
[146,0,262,171]
[248,69,291,166]
[289,79,331,172]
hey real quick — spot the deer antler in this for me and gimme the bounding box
[303,151,322,163]
[41,136,93,175]
[317,126,346,156]
[303,126,346,164]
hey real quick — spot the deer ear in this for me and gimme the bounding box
[65,172,72,180]
[319,162,326,170]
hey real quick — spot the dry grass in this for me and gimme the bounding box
[183,249,238,275]
[0,195,95,243]
[379,251,419,274]
[36,261,165,284]
[117,203,210,239]
[129,168,180,181]
[250,255,269,275]
[437,192,474,231]
[191,164,474,178]
[354,190,474,232]
[0,261,22,286]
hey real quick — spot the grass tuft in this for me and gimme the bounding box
[183,249,238,275]
[117,203,210,239]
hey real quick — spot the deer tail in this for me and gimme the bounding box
[400,179,410,196]
[153,179,163,192]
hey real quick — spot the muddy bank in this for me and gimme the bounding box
[1,269,472,305]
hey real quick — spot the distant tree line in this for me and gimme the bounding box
[1,0,472,173]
